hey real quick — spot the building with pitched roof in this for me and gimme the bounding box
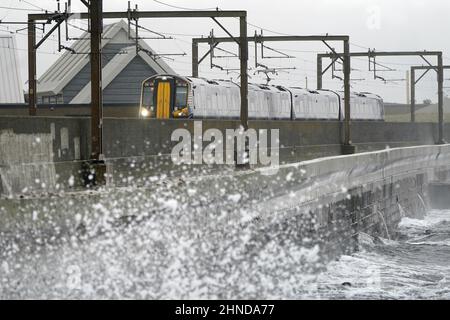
[0,36,24,104]
[35,20,176,105]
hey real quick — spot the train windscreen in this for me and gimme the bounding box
[175,86,188,109]
[142,82,155,109]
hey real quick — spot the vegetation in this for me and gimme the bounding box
[385,113,450,122]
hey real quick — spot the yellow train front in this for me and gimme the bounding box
[139,75,191,119]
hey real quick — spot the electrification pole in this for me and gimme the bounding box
[239,15,249,130]
[27,7,249,177]
[27,20,36,116]
[192,34,354,153]
[318,50,446,145]
[90,0,103,161]
[342,38,353,153]
[410,64,450,124]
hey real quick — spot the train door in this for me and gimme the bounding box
[156,81,171,119]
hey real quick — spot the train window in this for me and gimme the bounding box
[175,86,188,108]
[142,82,155,108]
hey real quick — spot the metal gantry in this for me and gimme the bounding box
[27,3,249,161]
[19,2,449,160]
[192,34,355,153]
[318,50,446,144]
[410,65,450,123]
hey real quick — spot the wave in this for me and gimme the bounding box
[295,210,450,299]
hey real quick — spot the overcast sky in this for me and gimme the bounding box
[1,0,450,103]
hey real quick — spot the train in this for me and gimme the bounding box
[139,74,384,121]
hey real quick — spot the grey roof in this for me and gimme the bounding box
[71,45,166,103]
[0,36,24,103]
[37,20,176,97]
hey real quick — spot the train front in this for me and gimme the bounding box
[140,75,191,119]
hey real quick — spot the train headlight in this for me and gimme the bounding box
[140,108,150,117]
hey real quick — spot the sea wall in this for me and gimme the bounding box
[1,140,450,262]
[1,116,448,196]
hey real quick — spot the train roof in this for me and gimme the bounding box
[248,83,289,93]
[288,87,340,98]
[335,91,383,101]
[358,92,383,100]
[186,77,239,88]
[144,74,383,101]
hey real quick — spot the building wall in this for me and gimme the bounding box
[61,62,90,104]
[0,37,24,104]
[60,43,132,104]
[103,55,156,104]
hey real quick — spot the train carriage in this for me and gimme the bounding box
[360,92,384,120]
[337,91,384,120]
[248,83,269,119]
[289,88,341,120]
[140,74,384,121]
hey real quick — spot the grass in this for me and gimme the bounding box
[385,113,450,123]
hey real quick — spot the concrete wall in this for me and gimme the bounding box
[1,113,450,262]
[102,118,445,161]
[191,144,450,259]
[0,115,449,197]
[0,104,139,117]
[0,117,448,163]
[249,145,450,257]
[0,116,89,196]
[1,141,450,263]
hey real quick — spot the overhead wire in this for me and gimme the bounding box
[5,0,444,102]
[18,0,51,12]
[152,0,217,11]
